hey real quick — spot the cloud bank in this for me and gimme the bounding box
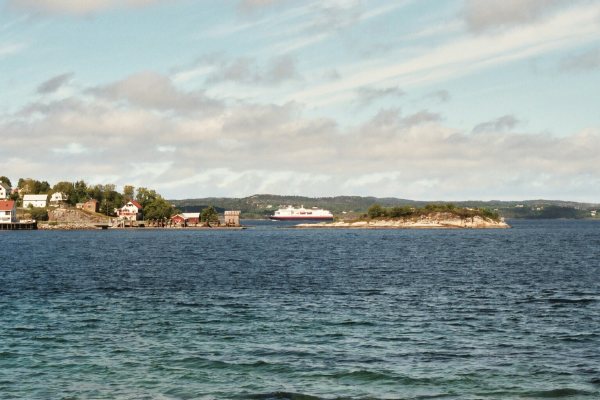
[1,71,599,200]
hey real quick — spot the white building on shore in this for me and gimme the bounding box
[0,182,10,199]
[0,200,17,223]
[50,192,67,205]
[23,194,48,208]
[117,200,143,221]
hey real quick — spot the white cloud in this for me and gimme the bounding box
[91,71,222,113]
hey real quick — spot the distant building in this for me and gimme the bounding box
[0,200,17,223]
[0,182,10,199]
[117,200,143,221]
[591,210,597,217]
[49,192,67,206]
[224,210,241,227]
[23,194,48,208]
[171,212,200,226]
[171,214,185,225]
[182,212,200,224]
[83,199,99,213]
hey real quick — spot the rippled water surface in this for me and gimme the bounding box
[1,220,599,399]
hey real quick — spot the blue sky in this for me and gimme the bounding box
[1,0,599,201]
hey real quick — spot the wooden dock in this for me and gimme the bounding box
[0,222,38,230]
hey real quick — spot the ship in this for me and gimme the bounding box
[269,205,334,221]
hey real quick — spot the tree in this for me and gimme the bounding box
[100,185,123,216]
[72,180,88,205]
[9,191,20,204]
[0,176,11,187]
[389,206,413,218]
[135,187,158,208]
[201,206,219,227]
[143,197,175,220]
[367,204,387,219]
[87,184,104,204]
[123,185,135,201]
[17,178,50,194]
[52,181,75,202]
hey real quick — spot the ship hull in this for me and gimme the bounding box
[269,216,333,221]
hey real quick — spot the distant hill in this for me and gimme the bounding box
[170,194,600,220]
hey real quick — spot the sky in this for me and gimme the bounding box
[0,0,599,201]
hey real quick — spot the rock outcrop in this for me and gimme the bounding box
[297,213,509,229]
[46,207,110,229]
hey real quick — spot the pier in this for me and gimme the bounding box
[0,222,38,230]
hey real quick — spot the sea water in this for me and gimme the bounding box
[0,220,599,399]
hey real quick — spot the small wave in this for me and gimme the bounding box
[0,351,18,359]
[80,318,102,323]
[558,333,598,342]
[12,326,36,332]
[354,289,383,296]
[96,286,133,292]
[520,388,595,398]
[245,391,323,400]
[330,320,376,327]
[548,298,596,305]
[33,335,68,343]
[175,302,206,308]
[328,369,395,382]
[172,356,279,371]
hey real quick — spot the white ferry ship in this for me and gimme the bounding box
[269,205,334,221]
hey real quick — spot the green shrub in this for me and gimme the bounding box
[367,204,387,219]
[29,208,48,221]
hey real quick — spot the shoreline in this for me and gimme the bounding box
[295,216,510,229]
[37,223,246,231]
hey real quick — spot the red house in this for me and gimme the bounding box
[82,199,99,213]
[171,212,200,226]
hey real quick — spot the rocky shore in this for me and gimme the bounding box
[38,222,100,230]
[296,214,510,229]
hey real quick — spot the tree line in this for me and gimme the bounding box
[0,177,176,220]
[0,176,228,223]
[366,203,500,221]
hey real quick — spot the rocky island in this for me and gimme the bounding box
[296,204,510,229]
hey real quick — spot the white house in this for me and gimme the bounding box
[50,192,67,205]
[23,194,48,208]
[0,182,10,199]
[117,200,143,221]
[0,200,17,223]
